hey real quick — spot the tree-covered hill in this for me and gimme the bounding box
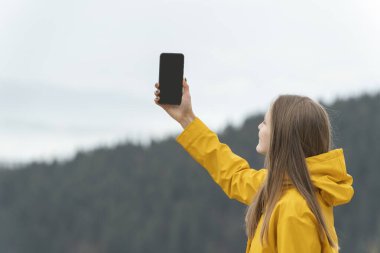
[0,91,379,253]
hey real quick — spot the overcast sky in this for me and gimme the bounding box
[1,0,379,166]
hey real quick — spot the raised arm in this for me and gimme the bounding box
[154,79,266,205]
[176,117,267,205]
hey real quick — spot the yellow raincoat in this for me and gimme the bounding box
[176,117,354,253]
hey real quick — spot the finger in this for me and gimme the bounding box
[155,83,160,88]
[154,89,160,95]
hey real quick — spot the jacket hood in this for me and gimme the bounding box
[305,148,354,206]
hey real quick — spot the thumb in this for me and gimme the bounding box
[183,78,189,92]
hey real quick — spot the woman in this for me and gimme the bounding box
[154,79,354,253]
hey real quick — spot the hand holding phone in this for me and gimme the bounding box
[154,53,196,128]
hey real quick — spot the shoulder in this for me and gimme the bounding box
[273,188,318,225]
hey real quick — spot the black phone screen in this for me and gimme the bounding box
[158,53,184,105]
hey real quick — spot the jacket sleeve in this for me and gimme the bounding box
[176,117,267,205]
[277,211,322,253]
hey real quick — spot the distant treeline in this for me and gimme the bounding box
[0,91,379,253]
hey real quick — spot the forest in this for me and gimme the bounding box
[0,91,379,253]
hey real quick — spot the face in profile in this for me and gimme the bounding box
[256,108,271,155]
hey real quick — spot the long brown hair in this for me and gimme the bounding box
[245,94,339,250]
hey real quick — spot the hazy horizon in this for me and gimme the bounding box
[1,0,379,165]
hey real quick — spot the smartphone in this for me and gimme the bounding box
[158,53,184,105]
